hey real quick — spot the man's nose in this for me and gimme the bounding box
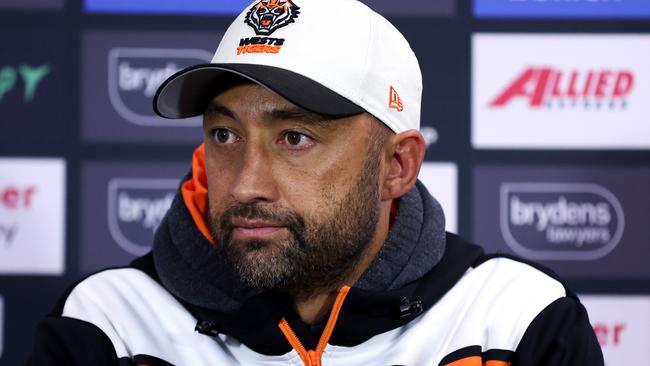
[229,144,279,204]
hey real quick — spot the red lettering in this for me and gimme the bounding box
[1,187,19,209]
[613,323,626,346]
[592,322,626,347]
[1,186,37,209]
[613,71,634,97]
[582,71,594,97]
[24,186,36,207]
[593,323,608,346]
[551,69,563,97]
[490,67,551,108]
[492,67,635,108]
[595,71,611,98]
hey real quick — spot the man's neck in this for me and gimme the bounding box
[292,202,391,324]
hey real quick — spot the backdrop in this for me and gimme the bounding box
[1,0,649,364]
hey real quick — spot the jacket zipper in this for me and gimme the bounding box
[278,286,351,366]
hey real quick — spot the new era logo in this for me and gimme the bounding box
[389,85,403,112]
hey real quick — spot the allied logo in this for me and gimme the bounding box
[107,178,177,256]
[245,0,300,36]
[490,67,634,109]
[239,0,300,55]
[500,183,624,260]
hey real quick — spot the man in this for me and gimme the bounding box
[29,0,603,365]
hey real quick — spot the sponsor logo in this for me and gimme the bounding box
[581,295,650,365]
[389,86,404,112]
[472,34,650,149]
[0,158,65,275]
[239,0,299,55]
[0,30,65,149]
[500,183,624,260]
[474,0,650,18]
[0,64,50,103]
[107,178,177,256]
[417,163,458,233]
[491,67,633,109]
[107,47,212,126]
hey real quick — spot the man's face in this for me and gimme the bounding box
[202,82,385,297]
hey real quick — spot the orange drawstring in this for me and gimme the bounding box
[278,286,351,366]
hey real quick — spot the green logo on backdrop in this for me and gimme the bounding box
[0,64,50,102]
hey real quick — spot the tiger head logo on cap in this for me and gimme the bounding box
[245,0,301,36]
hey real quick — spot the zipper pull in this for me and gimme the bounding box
[195,320,220,337]
[398,297,423,318]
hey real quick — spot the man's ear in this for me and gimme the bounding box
[381,130,426,201]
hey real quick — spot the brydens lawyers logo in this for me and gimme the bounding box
[239,0,300,55]
[108,48,212,126]
[500,183,624,260]
[107,178,176,256]
[491,67,634,109]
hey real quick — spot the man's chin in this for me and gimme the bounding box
[226,242,293,289]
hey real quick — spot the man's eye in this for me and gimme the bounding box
[213,128,237,144]
[283,131,313,149]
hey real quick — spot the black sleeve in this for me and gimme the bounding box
[512,297,604,366]
[26,316,124,366]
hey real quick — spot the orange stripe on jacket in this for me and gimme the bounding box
[181,144,215,245]
[446,356,482,366]
[445,357,510,366]
[485,361,510,366]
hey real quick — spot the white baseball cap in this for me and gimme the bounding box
[153,0,422,133]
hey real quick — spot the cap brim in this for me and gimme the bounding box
[153,63,365,119]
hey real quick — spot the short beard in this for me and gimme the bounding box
[210,141,383,299]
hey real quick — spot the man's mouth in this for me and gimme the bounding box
[230,217,286,239]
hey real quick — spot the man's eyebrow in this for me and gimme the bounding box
[267,107,336,128]
[204,101,236,120]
